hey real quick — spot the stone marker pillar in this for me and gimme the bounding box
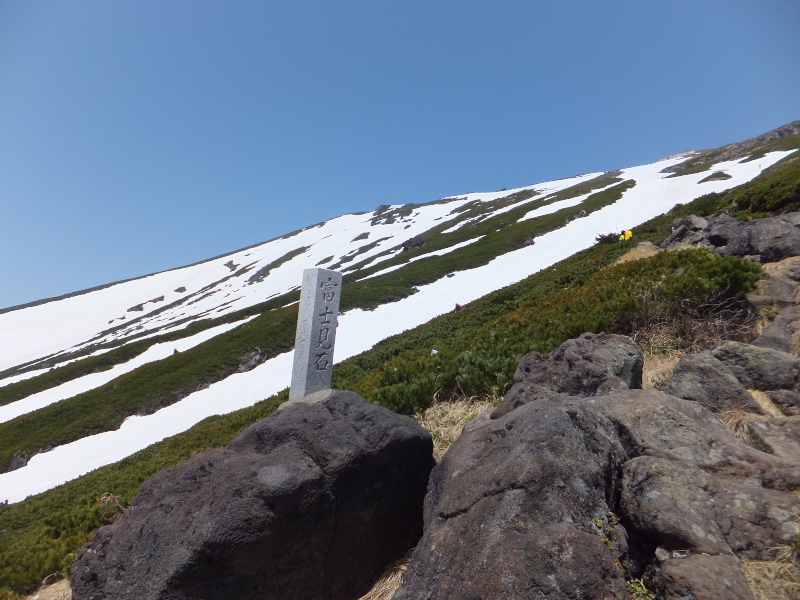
[290,268,343,400]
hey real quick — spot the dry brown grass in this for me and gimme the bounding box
[24,577,70,600]
[742,559,800,600]
[720,389,785,443]
[629,299,766,394]
[414,395,499,460]
[722,409,766,443]
[749,389,787,418]
[642,353,682,390]
[743,506,800,600]
[357,552,412,600]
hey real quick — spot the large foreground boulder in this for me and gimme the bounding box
[395,335,800,600]
[394,396,632,599]
[71,390,435,600]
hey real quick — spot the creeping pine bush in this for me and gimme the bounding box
[336,249,760,414]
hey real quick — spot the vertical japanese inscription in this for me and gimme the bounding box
[289,268,342,400]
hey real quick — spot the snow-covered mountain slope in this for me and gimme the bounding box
[0,172,608,377]
[0,146,795,503]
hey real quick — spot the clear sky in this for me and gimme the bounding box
[1,1,798,310]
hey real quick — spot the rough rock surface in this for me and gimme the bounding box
[712,340,800,391]
[766,389,800,416]
[663,212,800,265]
[615,241,660,264]
[753,306,800,354]
[748,416,800,463]
[8,451,27,471]
[662,216,712,248]
[71,390,434,600]
[394,396,632,600]
[667,352,762,414]
[646,554,755,600]
[748,256,800,307]
[395,334,800,600]
[401,236,425,252]
[498,332,643,412]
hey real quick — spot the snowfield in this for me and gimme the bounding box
[0,317,256,425]
[0,150,793,503]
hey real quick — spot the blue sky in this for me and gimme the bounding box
[1,1,798,309]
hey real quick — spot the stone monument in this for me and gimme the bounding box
[289,267,343,400]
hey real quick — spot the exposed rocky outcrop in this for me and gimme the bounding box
[667,352,763,414]
[766,389,800,416]
[237,347,268,372]
[748,257,800,307]
[748,417,800,463]
[615,240,660,264]
[8,451,27,471]
[752,306,800,353]
[663,212,800,266]
[400,236,425,252]
[497,332,643,411]
[394,333,800,600]
[71,316,800,598]
[394,394,634,599]
[711,340,800,391]
[71,390,434,600]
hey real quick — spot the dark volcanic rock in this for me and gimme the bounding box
[766,389,800,416]
[663,224,706,248]
[673,215,709,232]
[671,212,800,264]
[712,213,800,262]
[393,397,631,600]
[500,332,643,409]
[620,455,731,555]
[400,235,425,252]
[646,554,755,600]
[71,390,434,600]
[396,387,800,600]
[752,306,800,353]
[712,340,800,391]
[8,451,27,471]
[666,352,762,414]
[748,416,800,463]
[746,216,800,263]
[663,215,710,248]
[595,390,800,571]
[396,331,800,600]
[707,214,746,248]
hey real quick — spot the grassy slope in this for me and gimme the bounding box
[0,179,634,472]
[0,153,797,597]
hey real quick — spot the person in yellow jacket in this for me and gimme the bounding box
[619,230,633,241]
